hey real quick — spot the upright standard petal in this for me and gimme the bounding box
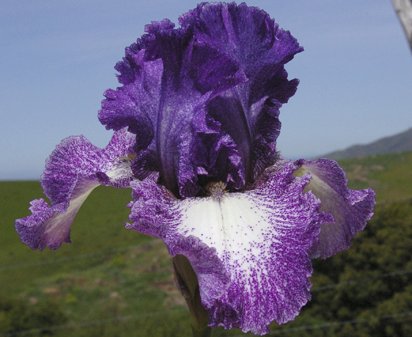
[181,3,303,181]
[15,129,135,250]
[128,163,329,334]
[295,159,375,259]
[99,19,245,197]
[99,3,301,197]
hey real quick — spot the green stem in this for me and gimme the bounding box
[172,255,212,337]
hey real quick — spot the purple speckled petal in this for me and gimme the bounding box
[127,162,329,334]
[99,18,245,197]
[100,3,301,197]
[181,3,302,181]
[295,159,375,259]
[190,106,246,192]
[147,26,246,197]
[99,51,164,183]
[15,129,135,250]
[180,3,302,78]
[99,58,163,139]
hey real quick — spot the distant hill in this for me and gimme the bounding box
[323,127,412,160]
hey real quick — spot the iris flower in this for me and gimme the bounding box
[16,2,375,336]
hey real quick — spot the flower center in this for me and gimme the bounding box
[206,181,227,200]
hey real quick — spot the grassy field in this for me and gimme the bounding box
[1,152,411,336]
[1,183,196,336]
[339,151,412,203]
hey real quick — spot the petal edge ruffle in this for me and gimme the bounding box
[15,129,135,250]
[295,159,375,259]
[99,2,302,197]
[127,162,329,334]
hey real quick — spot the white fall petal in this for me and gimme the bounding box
[128,162,329,335]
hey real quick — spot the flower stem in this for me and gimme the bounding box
[172,255,212,337]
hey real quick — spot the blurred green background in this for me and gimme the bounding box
[1,151,412,337]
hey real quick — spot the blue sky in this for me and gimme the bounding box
[0,0,411,180]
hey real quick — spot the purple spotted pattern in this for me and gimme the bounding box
[295,159,376,259]
[128,162,331,334]
[14,2,376,335]
[15,129,135,249]
[99,2,302,197]
[126,175,231,306]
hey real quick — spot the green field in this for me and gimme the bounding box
[1,152,412,337]
[339,151,412,203]
[1,183,196,337]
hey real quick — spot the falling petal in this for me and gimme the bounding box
[128,162,329,334]
[15,129,135,250]
[295,159,375,258]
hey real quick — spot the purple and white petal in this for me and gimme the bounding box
[15,129,135,250]
[128,163,329,334]
[295,159,375,259]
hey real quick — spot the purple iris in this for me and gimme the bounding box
[15,3,375,335]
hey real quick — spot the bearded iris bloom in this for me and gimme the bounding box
[15,2,375,336]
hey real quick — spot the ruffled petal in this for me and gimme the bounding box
[127,162,329,334]
[99,3,301,197]
[99,18,245,197]
[15,129,135,250]
[99,58,163,138]
[180,3,302,78]
[295,159,376,259]
[190,105,246,192]
[181,3,302,181]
